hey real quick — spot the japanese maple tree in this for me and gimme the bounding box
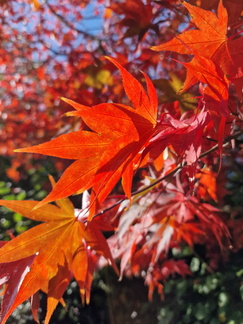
[0,0,242,323]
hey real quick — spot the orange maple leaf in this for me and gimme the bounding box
[152,1,228,58]
[152,1,243,99]
[151,1,241,155]
[0,188,117,324]
[152,1,232,114]
[16,57,158,219]
[196,166,218,202]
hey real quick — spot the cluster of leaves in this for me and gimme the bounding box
[0,0,242,323]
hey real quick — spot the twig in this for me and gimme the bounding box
[45,0,98,40]
[91,130,243,219]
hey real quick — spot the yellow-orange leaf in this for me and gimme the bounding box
[0,195,116,324]
[152,1,228,58]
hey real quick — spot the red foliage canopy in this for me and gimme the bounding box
[0,0,242,323]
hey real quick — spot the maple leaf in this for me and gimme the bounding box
[151,2,232,113]
[109,180,230,281]
[0,193,116,324]
[16,57,158,219]
[153,1,243,100]
[152,1,228,58]
[151,1,241,155]
[147,107,211,166]
[180,55,229,116]
[0,242,36,324]
[195,166,218,202]
[109,0,153,40]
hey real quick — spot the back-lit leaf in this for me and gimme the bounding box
[0,193,116,324]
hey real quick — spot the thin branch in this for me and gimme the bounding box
[90,130,243,220]
[45,0,98,40]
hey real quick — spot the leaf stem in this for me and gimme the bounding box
[90,130,243,220]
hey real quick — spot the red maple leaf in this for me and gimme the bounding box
[16,57,158,219]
